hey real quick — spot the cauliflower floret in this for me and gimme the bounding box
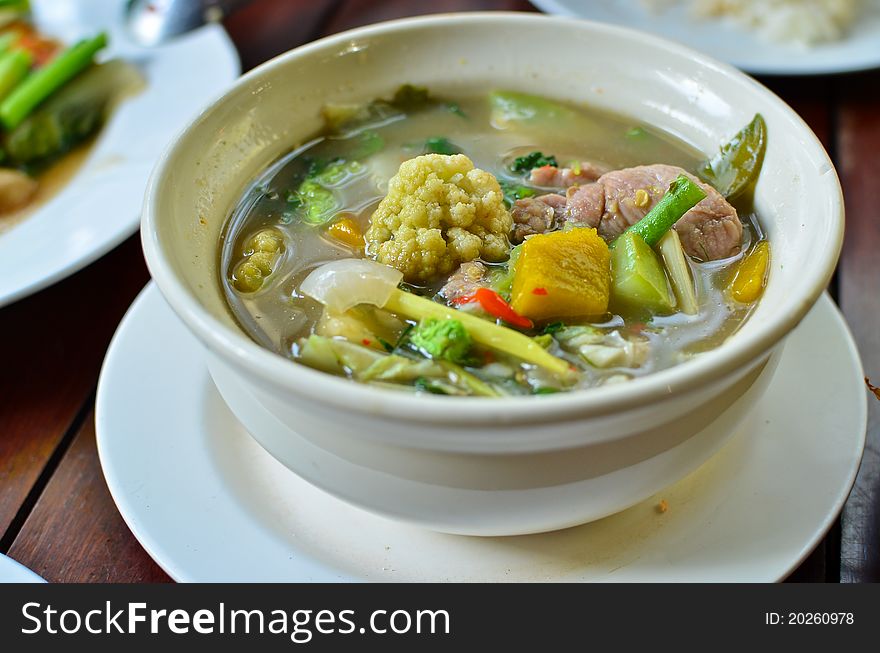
[365,153,512,282]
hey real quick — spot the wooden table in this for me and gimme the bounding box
[1,0,877,583]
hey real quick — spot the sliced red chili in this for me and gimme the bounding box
[473,287,533,329]
[450,288,533,329]
[532,287,548,295]
[362,339,372,346]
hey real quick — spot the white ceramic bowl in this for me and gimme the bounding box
[141,13,843,536]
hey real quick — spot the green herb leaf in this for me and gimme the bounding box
[498,180,537,208]
[511,151,558,173]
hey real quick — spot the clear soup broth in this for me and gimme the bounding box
[220,89,767,397]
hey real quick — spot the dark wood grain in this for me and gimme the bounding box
[7,412,171,583]
[0,236,149,546]
[835,70,880,583]
[319,0,533,35]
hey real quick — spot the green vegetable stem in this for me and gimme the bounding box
[616,174,706,247]
[0,48,31,103]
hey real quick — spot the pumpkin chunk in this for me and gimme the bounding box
[510,228,610,321]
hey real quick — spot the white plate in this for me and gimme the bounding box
[96,285,866,582]
[0,0,239,308]
[0,554,45,583]
[531,0,880,75]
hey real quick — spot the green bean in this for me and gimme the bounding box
[0,31,108,130]
[617,174,706,247]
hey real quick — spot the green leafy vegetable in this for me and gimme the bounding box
[498,180,537,208]
[409,318,473,364]
[424,136,461,155]
[511,151,558,172]
[542,321,565,334]
[699,114,767,200]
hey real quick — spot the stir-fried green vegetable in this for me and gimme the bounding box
[2,59,140,166]
[699,114,767,200]
[0,31,108,130]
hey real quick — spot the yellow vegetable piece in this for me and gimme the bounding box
[327,215,364,249]
[510,228,611,321]
[730,240,770,303]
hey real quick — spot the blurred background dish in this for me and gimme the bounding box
[0,0,239,308]
[531,0,880,74]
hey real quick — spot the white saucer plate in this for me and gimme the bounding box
[96,285,866,582]
[0,0,240,307]
[531,0,880,75]
[0,554,45,583]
